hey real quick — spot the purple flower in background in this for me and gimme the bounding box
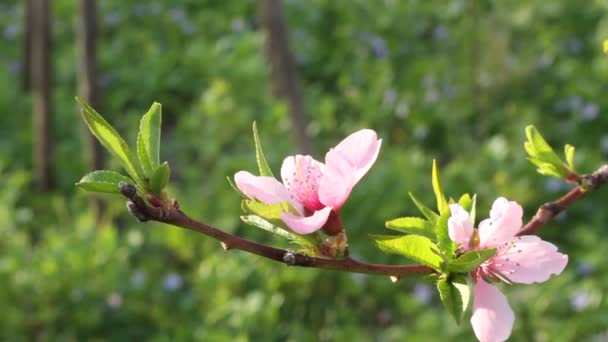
[163,272,182,291]
[413,283,433,304]
[570,290,591,311]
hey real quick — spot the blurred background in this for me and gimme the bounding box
[1,0,608,340]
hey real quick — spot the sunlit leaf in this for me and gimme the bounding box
[149,161,170,196]
[138,102,162,173]
[76,97,145,185]
[370,234,444,271]
[524,125,567,178]
[253,122,274,177]
[435,210,455,256]
[447,248,496,273]
[409,192,439,225]
[76,170,135,194]
[458,193,477,225]
[437,276,471,324]
[241,215,317,248]
[564,144,576,172]
[432,160,449,215]
[385,217,435,239]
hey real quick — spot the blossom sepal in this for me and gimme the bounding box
[447,248,497,273]
[240,214,319,253]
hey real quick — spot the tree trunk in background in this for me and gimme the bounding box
[77,0,104,222]
[31,0,53,192]
[22,0,33,92]
[259,0,313,154]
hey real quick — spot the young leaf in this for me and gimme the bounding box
[437,276,471,325]
[435,210,456,256]
[564,144,576,172]
[76,170,134,194]
[409,192,439,225]
[241,215,317,248]
[76,97,145,185]
[149,161,170,196]
[253,122,274,177]
[524,125,567,178]
[137,102,162,176]
[457,193,471,212]
[227,176,246,197]
[447,248,496,273]
[385,217,435,239]
[432,160,449,215]
[370,234,444,271]
[458,193,477,225]
[242,200,297,223]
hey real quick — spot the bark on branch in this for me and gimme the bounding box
[118,163,608,277]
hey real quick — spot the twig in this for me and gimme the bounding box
[117,163,608,277]
[119,183,434,277]
[517,164,608,236]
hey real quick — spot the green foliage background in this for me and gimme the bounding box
[2,0,608,340]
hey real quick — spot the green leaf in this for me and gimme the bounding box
[76,97,145,185]
[458,193,477,225]
[435,209,456,256]
[242,200,297,223]
[227,176,246,197]
[76,170,134,194]
[437,276,471,324]
[241,215,317,248]
[409,192,439,225]
[457,193,471,212]
[253,122,274,177]
[447,248,496,273]
[370,234,444,271]
[564,144,576,172]
[149,161,170,196]
[432,160,449,215]
[385,217,435,239]
[524,125,567,178]
[137,102,162,176]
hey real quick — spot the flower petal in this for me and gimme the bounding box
[281,207,333,234]
[327,129,382,183]
[448,204,475,249]
[281,155,325,211]
[234,171,302,213]
[471,280,515,342]
[493,235,568,284]
[318,153,357,209]
[318,130,381,209]
[479,197,523,248]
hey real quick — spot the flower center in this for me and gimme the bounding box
[477,237,524,284]
[284,156,324,211]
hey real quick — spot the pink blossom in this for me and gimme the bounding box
[235,129,381,234]
[448,197,568,342]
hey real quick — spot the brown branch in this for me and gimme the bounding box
[517,164,608,236]
[119,183,433,277]
[116,164,608,277]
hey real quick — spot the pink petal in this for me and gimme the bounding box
[280,207,333,234]
[479,197,523,248]
[492,235,568,284]
[326,129,382,183]
[471,280,515,342]
[448,204,475,249]
[280,155,325,211]
[234,171,303,213]
[318,153,357,209]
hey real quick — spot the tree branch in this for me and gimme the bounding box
[119,184,433,277]
[517,164,608,236]
[117,164,608,277]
